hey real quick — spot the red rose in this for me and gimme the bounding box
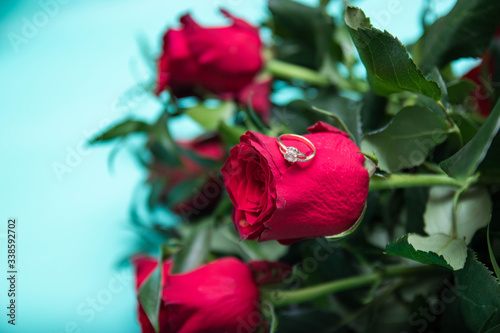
[237,76,273,123]
[149,134,226,218]
[156,9,263,99]
[134,257,263,333]
[221,122,369,245]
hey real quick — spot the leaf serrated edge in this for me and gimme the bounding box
[385,233,454,270]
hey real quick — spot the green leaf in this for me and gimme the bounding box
[268,0,335,70]
[412,0,500,73]
[240,239,288,262]
[386,233,467,270]
[312,89,362,146]
[488,222,500,279]
[447,80,477,105]
[344,7,441,100]
[413,93,448,119]
[148,113,181,166]
[208,224,243,258]
[454,250,500,332]
[429,67,450,108]
[185,101,235,131]
[312,106,355,142]
[138,246,166,333]
[440,100,500,180]
[440,293,475,333]
[479,133,500,176]
[171,219,212,274]
[165,178,207,210]
[452,113,480,145]
[139,266,161,332]
[211,224,288,261]
[361,106,449,173]
[147,180,166,211]
[279,90,362,143]
[278,99,329,135]
[90,119,150,143]
[360,90,389,133]
[423,186,492,245]
[218,122,246,146]
[485,324,500,333]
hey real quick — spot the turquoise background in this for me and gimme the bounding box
[0,0,462,332]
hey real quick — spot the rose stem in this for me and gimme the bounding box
[368,174,464,191]
[263,264,434,308]
[265,59,330,86]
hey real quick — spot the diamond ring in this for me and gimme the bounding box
[276,134,316,163]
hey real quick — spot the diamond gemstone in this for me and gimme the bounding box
[284,146,299,163]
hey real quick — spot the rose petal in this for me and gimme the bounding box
[163,258,260,333]
[260,131,368,242]
[222,122,369,244]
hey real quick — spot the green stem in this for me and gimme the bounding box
[437,101,463,147]
[369,174,463,191]
[451,187,465,238]
[422,161,447,175]
[265,59,330,86]
[264,265,433,308]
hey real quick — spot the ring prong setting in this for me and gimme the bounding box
[284,146,300,163]
[276,134,316,163]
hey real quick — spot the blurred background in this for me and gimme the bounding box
[0,0,462,332]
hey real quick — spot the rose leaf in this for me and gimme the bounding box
[90,119,150,143]
[454,250,500,332]
[412,0,500,73]
[440,99,500,180]
[138,247,171,333]
[268,0,337,69]
[360,106,448,173]
[385,233,468,270]
[423,186,492,245]
[185,101,236,131]
[344,7,441,100]
[171,218,212,274]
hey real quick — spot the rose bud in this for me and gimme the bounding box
[221,122,369,245]
[148,134,226,219]
[156,9,263,99]
[134,257,287,333]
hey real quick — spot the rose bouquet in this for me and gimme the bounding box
[92,1,500,332]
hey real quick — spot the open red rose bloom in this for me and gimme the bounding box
[221,121,370,245]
